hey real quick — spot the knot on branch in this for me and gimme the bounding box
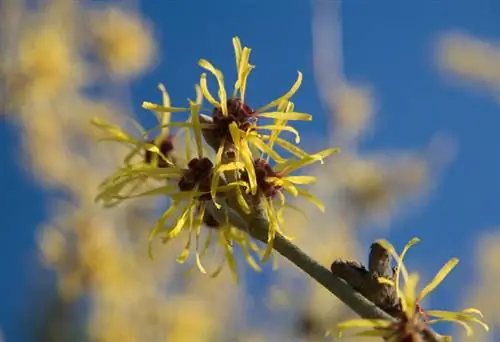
[330,242,402,317]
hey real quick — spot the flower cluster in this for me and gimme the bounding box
[92,36,339,279]
[333,238,489,341]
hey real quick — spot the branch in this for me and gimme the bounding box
[204,201,442,342]
[200,114,441,341]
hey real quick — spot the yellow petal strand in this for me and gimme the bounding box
[403,273,420,317]
[158,83,171,135]
[184,121,192,161]
[229,121,242,149]
[256,71,303,112]
[198,59,228,115]
[238,48,253,102]
[377,277,395,286]
[195,84,204,106]
[257,125,301,144]
[261,199,277,263]
[167,200,195,239]
[232,36,242,72]
[257,111,312,121]
[428,318,474,337]
[199,229,213,258]
[217,181,250,193]
[461,308,485,318]
[239,235,262,272]
[284,176,317,185]
[220,232,239,283]
[240,140,258,194]
[189,100,204,158]
[199,73,220,108]
[123,146,143,166]
[279,147,340,174]
[91,118,136,143]
[264,136,310,160]
[295,187,325,212]
[125,116,147,137]
[418,257,459,302]
[176,231,193,264]
[395,237,421,300]
[210,256,226,278]
[336,319,391,338]
[211,162,246,207]
[426,310,490,332]
[265,101,293,157]
[141,102,190,112]
[283,203,307,219]
[195,206,207,274]
[281,180,299,197]
[148,203,179,259]
[248,136,286,163]
[235,186,252,214]
[114,184,180,200]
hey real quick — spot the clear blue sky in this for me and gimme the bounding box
[1,1,500,340]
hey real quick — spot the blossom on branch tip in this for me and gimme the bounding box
[92,37,340,277]
[332,238,489,341]
[92,85,246,276]
[195,36,314,195]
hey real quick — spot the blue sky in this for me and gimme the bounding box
[1,0,500,340]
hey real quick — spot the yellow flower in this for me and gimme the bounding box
[93,85,248,276]
[89,7,156,78]
[333,238,489,341]
[144,37,317,199]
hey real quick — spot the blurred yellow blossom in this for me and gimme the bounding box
[89,6,156,78]
[437,33,500,93]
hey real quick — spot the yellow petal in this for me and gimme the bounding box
[158,83,171,135]
[460,308,484,318]
[257,71,303,112]
[167,200,195,238]
[418,257,459,301]
[240,140,258,194]
[261,199,277,262]
[199,73,220,108]
[220,232,239,283]
[296,188,325,212]
[176,231,193,264]
[402,273,420,317]
[427,310,489,332]
[232,36,242,72]
[195,210,207,274]
[257,124,301,144]
[284,176,317,185]
[239,235,262,272]
[336,318,391,338]
[229,121,241,149]
[91,118,137,143]
[198,59,228,115]
[262,135,310,159]
[257,111,312,121]
[189,100,204,158]
[148,203,179,259]
[141,102,190,112]
[395,237,420,301]
[279,147,340,174]
[247,135,286,163]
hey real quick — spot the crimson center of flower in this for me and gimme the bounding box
[212,98,256,142]
[242,158,283,198]
[178,157,213,200]
[144,135,175,168]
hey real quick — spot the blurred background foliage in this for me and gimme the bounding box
[1,1,500,341]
